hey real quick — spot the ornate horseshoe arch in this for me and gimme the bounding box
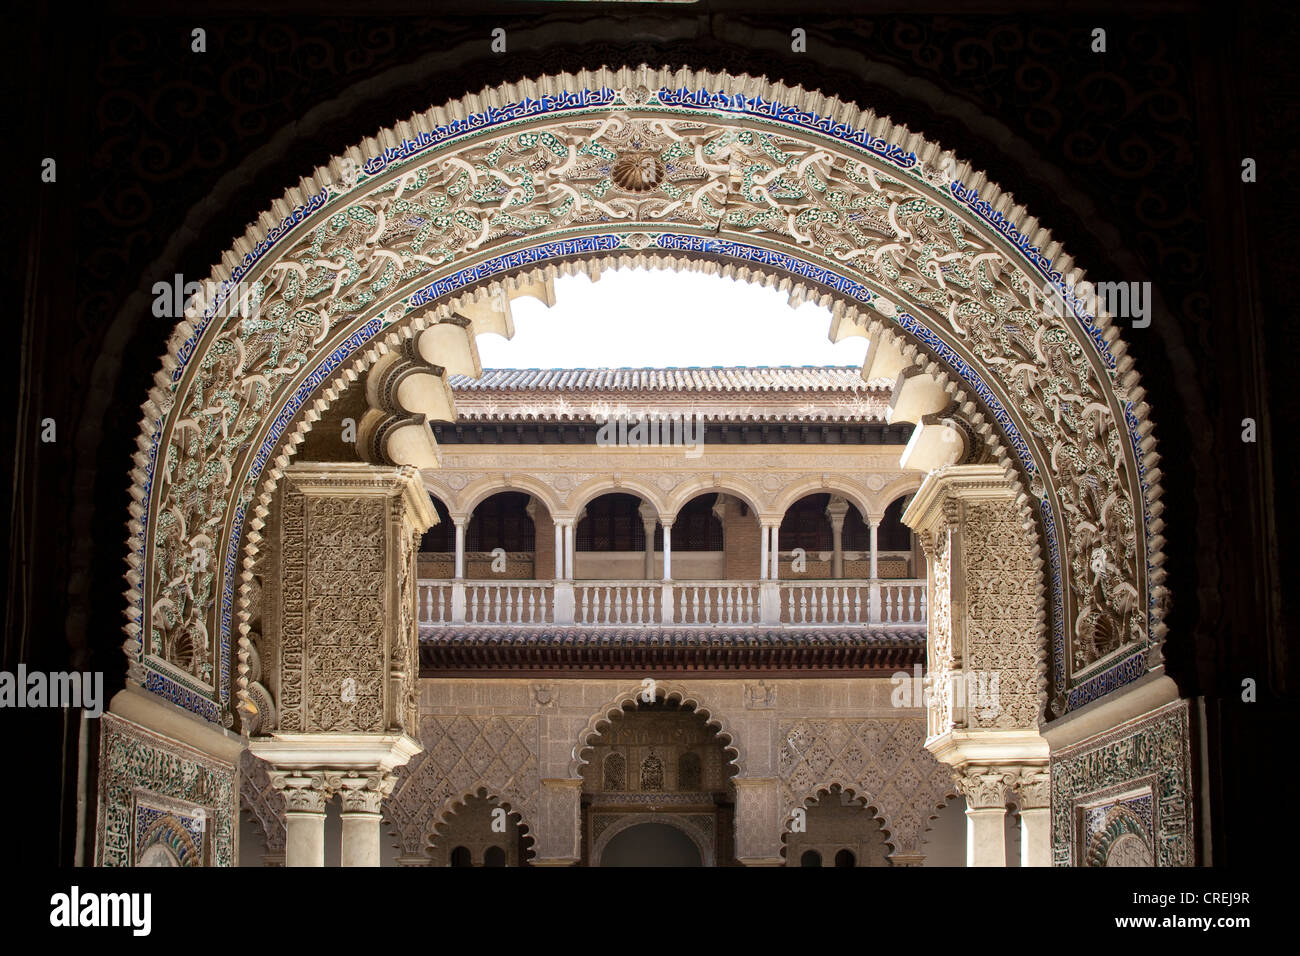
[123,65,1166,741]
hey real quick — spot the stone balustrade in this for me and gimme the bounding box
[417,578,926,627]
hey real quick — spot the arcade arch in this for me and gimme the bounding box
[107,64,1168,870]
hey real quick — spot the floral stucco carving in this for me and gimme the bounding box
[123,65,1162,728]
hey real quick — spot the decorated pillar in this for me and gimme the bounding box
[826,496,849,579]
[868,517,880,579]
[954,767,1012,867]
[638,501,658,580]
[733,778,784,865]
[661,520,673,581]
[564,514,579,580]
[868,516,882,622]
[453,516,467,579]
[902,464,1049,867]
[339,771,396,867]
[759,520,781,623]
[553,521,565,580]
[1011,768,1052,867]
[531,778,583,866]
[273,772,332,867]
[250,462,434,866]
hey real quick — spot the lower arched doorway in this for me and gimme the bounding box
[599,822,703,867]
[578,697,738,866]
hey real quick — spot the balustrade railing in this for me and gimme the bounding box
[575,582,660,625]
[779,582,871,625]
[417,578,927,627]
[418,581,553,625]
[877,580,927,624]
[672,582,762,625]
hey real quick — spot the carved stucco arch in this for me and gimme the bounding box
[562,474,670,522]
[591,812,715,867]
[781,776,958,864]
[570,679,744,779]
[779,781,900,861]
[869,474,926,523]
[663,476,766,522]
[770,478,877,525]
[430,471,564,522]
[414,786,536,861]
[124,64,1165,730]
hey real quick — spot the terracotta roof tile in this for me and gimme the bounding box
[449,366,882,393]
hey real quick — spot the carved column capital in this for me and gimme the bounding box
[269,771,335,813]
[824,495,849,526]
[337,770,398,814]
[952,766,1014,810]
[637,500,659,527]
[1009,767,1052,810]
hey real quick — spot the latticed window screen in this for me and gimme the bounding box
[778,494,911,552]
[467,491,535,551]
[576,494,646,551]
[678,751,702,790]
[779,494,833,550]
[602,752,626,791]
[655,495,724,551]
[640,753,664,791]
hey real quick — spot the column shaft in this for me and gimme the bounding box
[341,811,382,867]
[564,523,574,581]
[285,811,326,867]
[662,524,673,581]
[1020,807,1052,867]
[643,522,656,579]
[869,520,879,579]
[454,519,466,579]
[965,807,1007,867]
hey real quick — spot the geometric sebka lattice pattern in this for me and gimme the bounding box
[778,717,956,858]
[385,715,538,856]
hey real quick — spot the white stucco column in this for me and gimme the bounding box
[451,516,468,623]
[769,525,780,580]
[956,767,1011,867]
[867,517,882,623]
[553,522,565,580]
[868,518,879,579]
[564,522,575,581]
[255,736,421,869]
[453,517,467,579]
[338,772,394,867]
[554,521,565,580]
[638,501,658,580]
[759,522,770,580]
[661,521,673,581]
[1012,769,1053,867]
[274,773,332,868]
[826,496,849,579]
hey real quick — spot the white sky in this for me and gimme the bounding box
[475,268,869,369]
